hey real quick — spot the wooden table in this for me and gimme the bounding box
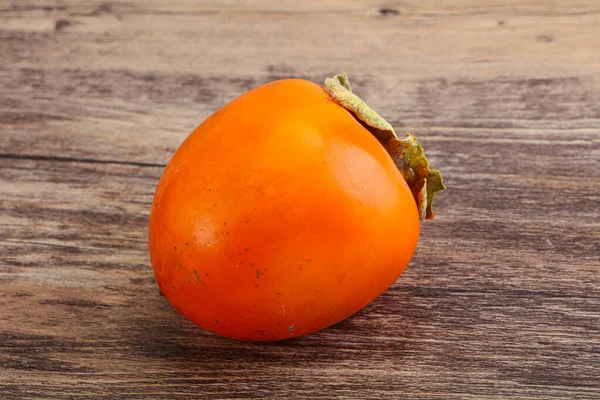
[1,1,599,398]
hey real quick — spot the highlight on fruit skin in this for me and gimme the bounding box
[148,74,445,341]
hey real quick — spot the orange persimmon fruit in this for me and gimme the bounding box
[148,74,444,341]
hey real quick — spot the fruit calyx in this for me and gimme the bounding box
[324,73,445,220]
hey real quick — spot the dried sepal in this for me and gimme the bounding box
[324,74,396,142]
[324,74,446,220]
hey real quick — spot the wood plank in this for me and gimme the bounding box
[1,156,598,398]
[1,0,600,165]
[1,0,599,398]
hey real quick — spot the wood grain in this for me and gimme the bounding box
[1,1,599,398]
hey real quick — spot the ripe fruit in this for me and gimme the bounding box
[148,74,444,341]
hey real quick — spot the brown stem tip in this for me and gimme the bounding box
[324,73,446,220]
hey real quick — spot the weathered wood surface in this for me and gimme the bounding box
[1,1,599,398]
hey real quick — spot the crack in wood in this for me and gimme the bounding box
[0,153,166,168]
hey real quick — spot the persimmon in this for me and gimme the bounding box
[148,74,444,341]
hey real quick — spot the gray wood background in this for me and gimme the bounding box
[1,1,599,398]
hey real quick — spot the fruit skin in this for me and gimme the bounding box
[148,79,420,341]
